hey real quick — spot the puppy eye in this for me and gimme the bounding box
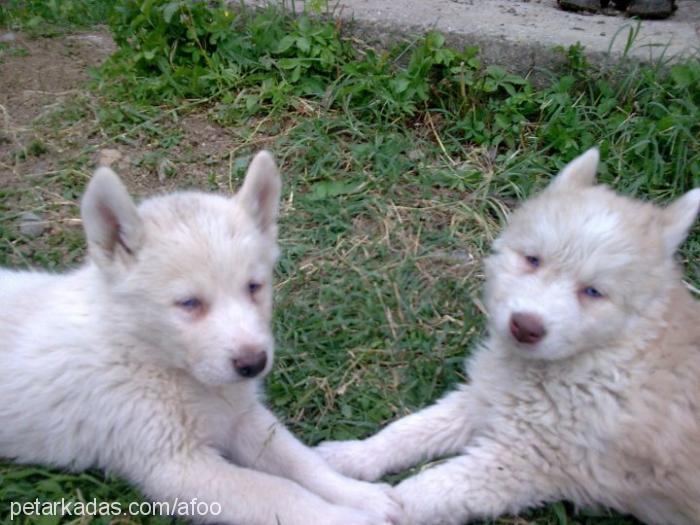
[524,255,540,268]
[581,286,604,299]
[177,297,203,311]
[248,282,262,295]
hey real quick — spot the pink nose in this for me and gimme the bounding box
[232,351,268,378]
[509,312,546,344]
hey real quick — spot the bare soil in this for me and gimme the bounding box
[0,30,114,184]
[0,28,268,203]
[0,28,261,268]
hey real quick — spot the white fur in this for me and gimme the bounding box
[318,148,700,525]
[0,151,403,525]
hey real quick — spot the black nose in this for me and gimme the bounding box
[509,312,546,345]
[233,352,268,378]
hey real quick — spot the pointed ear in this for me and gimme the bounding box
[81,167,143,268]
[660,188,700,255]
[549,148,600,191]
[237,150,281,233]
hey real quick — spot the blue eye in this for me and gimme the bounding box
[248,282,262,295]
[178,298,203,310]
[582,286,603,299]
[525,255,540,268]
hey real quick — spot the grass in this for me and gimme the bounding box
[0,1,698,524]
[0,0,110,36]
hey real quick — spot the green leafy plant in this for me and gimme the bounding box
[0,0,111,34]
[104,0,354,111]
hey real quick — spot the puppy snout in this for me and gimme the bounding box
[509,312,546,344]
[232,348,268,378]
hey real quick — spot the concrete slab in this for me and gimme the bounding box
[246,0,700,74]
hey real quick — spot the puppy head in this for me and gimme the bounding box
[485,148,699,361]
[81,151,281,384]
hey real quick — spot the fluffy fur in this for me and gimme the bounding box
[0,151,403,525]
[318,149,700,525]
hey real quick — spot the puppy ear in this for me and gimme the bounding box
[237,150,281,234]
[81,167,143,269]
[550,148,600,190]
[660,188,700,255]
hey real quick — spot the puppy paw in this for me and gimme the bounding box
[322,476,404,525]
[326,505,398,525]
[394,474,456,525]
[316,439,386,481]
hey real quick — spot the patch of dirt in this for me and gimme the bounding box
[0,29,115,187]
[0,29,246,195]
[0,27,290,266]
[0,31,115,126]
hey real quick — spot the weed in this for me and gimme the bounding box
[0,0,111,35]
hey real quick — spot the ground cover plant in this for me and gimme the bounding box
[0,0,698,523]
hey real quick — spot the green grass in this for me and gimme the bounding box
[0,0,111,36]
[0,1,698,524]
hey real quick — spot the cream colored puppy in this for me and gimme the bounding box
[0,151,402,525]
[319,149,700,525]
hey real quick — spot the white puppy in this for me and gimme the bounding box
[318,149,700,525]
[0,151,402,525]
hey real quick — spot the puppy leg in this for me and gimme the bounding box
[317,388,477,481]
[141,449,389,525]
[226,404,404,524]
[395,439,556,525]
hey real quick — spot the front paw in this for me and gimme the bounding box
[326,505,398,525]
[348,481,403,525]
[324,476,403,524]
[316,439,386,481]
[394,473,458,525]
